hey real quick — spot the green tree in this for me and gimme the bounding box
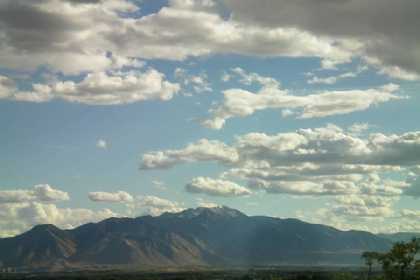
[362,238,420,280]
[414,260,420,280]
[362,251,382,280]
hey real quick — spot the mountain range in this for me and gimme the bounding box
[0,206,411,271]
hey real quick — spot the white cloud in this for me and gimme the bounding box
[174,68,211,95]
[377,66,420,81]
[332,195,397,218]
[0,189,185,237]
[140,139,239,169]
[0,0,354,75]
[88,191,134,203]
[221,72,231,82]
[0,202,117,237]
[0,76,14,99]
[195,198,219,208]
[186,177,252,197]
[107,1,353,65]
[134,195,184,216]
[152,180,168,191]
[0,0,138,74]
[1,0,419,81]
[18,203,117,230]
[0,184,69,204]
[202,69,401,129]
[294,195,420,233]
[96,139,107,149]
[348,123,370,135]
[249,179,360,196]
[223,0,420,80]
[306,65,367,85]
[400,209,420,219]
[141,125,420,201]
[2,68,180,105]
[87,190,184,217]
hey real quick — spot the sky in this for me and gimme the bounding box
[1,0,420,237]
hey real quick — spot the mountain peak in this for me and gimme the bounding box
[0,207,393,269]
[28,224,61,234]
[171,206,247,219]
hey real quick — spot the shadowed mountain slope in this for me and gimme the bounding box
[0,207,392,269]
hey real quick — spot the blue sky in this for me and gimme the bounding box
[0,0,420,236]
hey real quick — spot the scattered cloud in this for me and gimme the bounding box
[348,123,371,135]
[87,191,184,217]
[140,139,239,169]
[1,68,180,105]
[202,69,401,129]
[0,0,354,75]
[141,125,420,197]
[88,191,134,203]
[134,195,184,216]
[196,198,219,208]
[223,0,420,80]
[0,202,117,237]
[0,184,69,204]
[306,65,368,85]
[2,0,420,235]
[174,68,211,95]
[96,139,107,149]
[152,180,168,191]
[186,177,252,197]
[141,124,420,229]
[0,185,116,237]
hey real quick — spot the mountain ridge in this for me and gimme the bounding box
[0,206,396,270]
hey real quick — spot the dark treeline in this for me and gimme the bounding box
[362,238,420,280]
[0,270,366,280]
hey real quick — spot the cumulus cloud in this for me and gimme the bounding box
[0,184,121,237]
[0,0,418,81]
[0,202,117,237]
[0,184,69,204]
[0,188,185,237]
[202,68,401,129]
[296,197,420,233]
[0,0,415,109]
[186,177,252,197]
[223,0,420,80]
[141,124,419,201]
[195,198,219,208]
[105,0,353,65]
[348,123,370,135]
[332,195,397,218]
[1,68,180,105]
[88,191,134,203]
[0,0,354,75]
[87,190,184,217]
[140,139,239,169]
[404,166,420,197]
[135,195,184,216]
[249,179,359,196]
[0,0,137,74]
[17,203,117,231]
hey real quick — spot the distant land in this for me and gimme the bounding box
[0,206,418,272]
[377,232,420,243]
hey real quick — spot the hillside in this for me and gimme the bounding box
[0,207,392,270]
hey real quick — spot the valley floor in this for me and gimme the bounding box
[0,268,371,280]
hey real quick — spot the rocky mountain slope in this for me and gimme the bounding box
[0,206,393,270]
